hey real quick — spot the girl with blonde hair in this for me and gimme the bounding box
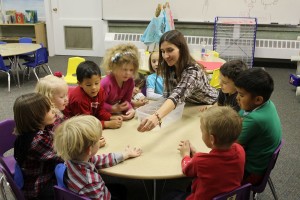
[35,74,68,127]
[101,43,139,120]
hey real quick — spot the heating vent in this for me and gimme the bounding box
[104,33,300,59]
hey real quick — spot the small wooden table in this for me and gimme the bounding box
[0,43,41,87]
[98,104,210,199]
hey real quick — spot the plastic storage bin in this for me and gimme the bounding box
[136,98,185,128]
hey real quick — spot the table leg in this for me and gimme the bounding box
[12,55,20,87]
[153,179,156,200]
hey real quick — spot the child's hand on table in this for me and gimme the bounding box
[110,115,123,121]
[122,145,143,160]
[105,119,122,129]
[178,140,191,158]
[133,98,149,108]
[111,101,129,113]
[199,105,212,112]
[189,143,197,157]
[99,136,106,148]
[122,108,135,121]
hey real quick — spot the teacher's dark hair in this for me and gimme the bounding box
[158,30,197,92]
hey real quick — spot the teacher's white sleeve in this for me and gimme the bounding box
[146,88,163,100]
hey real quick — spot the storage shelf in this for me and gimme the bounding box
[0,22,47,47]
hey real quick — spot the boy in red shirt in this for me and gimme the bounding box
[64,61,123,130]
[166,106,245,200]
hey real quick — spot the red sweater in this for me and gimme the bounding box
[64,86,111,127]
[182,143,245,200]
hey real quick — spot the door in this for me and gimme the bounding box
[45,0,107,57]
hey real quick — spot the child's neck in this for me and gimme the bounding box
[76,154,90,162]
[114,76,123,88]
[213,144,232,150]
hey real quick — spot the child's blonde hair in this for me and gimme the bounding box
[199,106,242,147]
[35,75,68,101]
[101,43,139,75]
[54,115,102,161]
[148,51,159,73]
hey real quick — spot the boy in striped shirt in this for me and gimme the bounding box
[54,115,142,200]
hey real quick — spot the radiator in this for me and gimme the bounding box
[104,32,300,60]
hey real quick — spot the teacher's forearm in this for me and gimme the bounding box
[156,99,176,119]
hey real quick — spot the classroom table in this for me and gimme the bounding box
[197,57,226,74]
[0,43,41,87]
[98,104,211,199]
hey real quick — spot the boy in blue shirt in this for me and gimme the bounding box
[234,68,282,185]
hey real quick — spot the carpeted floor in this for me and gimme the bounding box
[1,56,300,199]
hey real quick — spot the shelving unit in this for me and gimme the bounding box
[0,22,47,47]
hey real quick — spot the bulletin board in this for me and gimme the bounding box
[102,0,300,25]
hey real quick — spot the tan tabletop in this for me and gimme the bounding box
[98,104,210,180]
[0,43,41,87]
[0,43,41,57]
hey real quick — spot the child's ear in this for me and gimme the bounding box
[87,146,93,156]
[254,96,264,105]
[210,134,215,146]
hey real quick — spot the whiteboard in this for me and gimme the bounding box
[102,0,300,25]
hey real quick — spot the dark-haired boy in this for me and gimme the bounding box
[234,68,282,185]
[218,60,248,111]
[64,61,123,130]
[199,60,247,112]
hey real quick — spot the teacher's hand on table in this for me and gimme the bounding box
[122,145,143,160]
[137,114,159,132]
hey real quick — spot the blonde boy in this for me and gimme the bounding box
[173,106,245,200]
[53,115,142,200]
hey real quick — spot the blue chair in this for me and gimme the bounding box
[54,163,90,200]
[0,55,13,92]
[212,183,252,200]
[252,139,284,200]
[0,41,7,44]
[19,37,35,62]
[0,165,25,200]
[0,119,16,176]
[22,47,53,81]
[19,37,33,43]
[55,163,67,188]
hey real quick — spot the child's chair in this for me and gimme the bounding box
[54,185,90,200]
[251,139,284,200]
[0,165,25,200]
[64,57,85,84]
[209,68,221,89]
[0,55,13,92]
[212,183,252,200]
[22,47,53,81]
[54,163,90,200]
[0,119,16,176]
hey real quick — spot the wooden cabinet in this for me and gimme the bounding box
[0,22,47,47]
